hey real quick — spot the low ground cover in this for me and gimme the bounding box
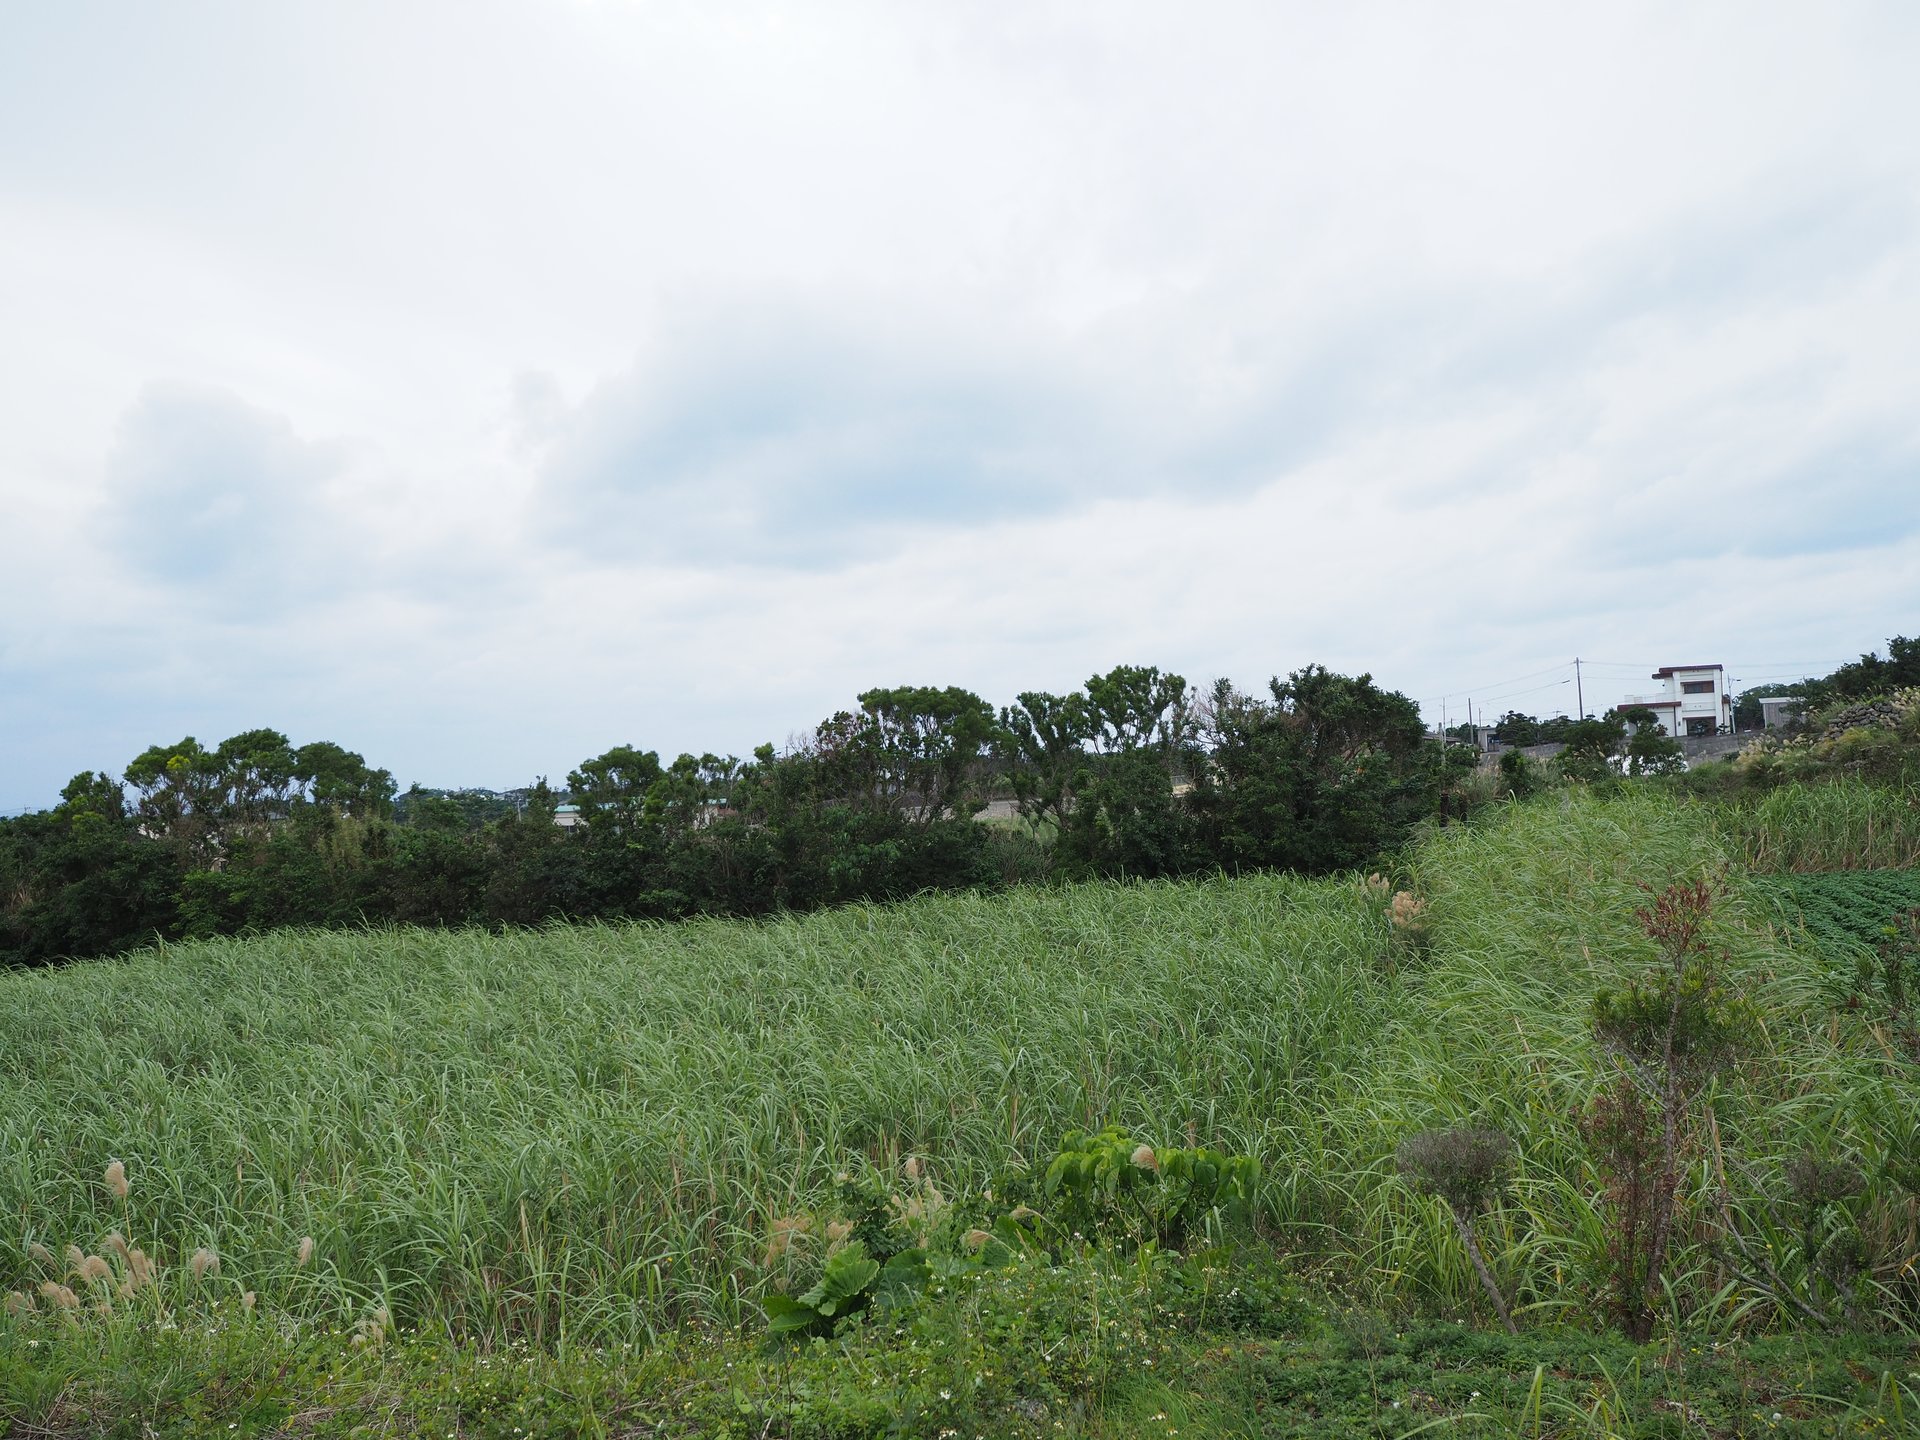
[1752,869,1920,962]
[7,1276,1916,1438]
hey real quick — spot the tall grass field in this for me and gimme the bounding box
[4,784,1919,1435]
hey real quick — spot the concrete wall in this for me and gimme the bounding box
[1679,733,1746,764]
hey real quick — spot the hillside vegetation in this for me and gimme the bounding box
[4,783,1920,1434]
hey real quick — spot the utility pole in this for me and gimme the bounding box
[1574,658,1584,720]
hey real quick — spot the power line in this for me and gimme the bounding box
[1475,677,1576,708]
[1416,661,1572,706]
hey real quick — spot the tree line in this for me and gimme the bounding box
[1,663,1481,967]
[11,637,1910,969]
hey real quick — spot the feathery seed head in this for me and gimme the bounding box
[1131,1144,1160,1172]
[104,1159,129,1199]
[103,1232,130,1262]
[38,1281,79,1310]
[296,1236,315,1268]
[4,1290,30,1315]
[241,1290,257,1311]
[762,1216,809,1264]
[353,1305,391,1347]
[963,1228,993,1251]
[903,1156,921,1181]
[64,1245,85,1273]
[190,1247,219,1281]
[80,1254,112,1283]
[27,1242,53,1269]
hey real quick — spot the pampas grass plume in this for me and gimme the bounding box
[762,1216,808,1265]
[296,1236,315,1268]
[189,1247,219,1281]
[104,1158,129,1200]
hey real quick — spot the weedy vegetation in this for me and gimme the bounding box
[4,785,1920,1436]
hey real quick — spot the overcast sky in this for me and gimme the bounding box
[3,1,1918,809]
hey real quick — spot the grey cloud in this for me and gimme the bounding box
[103,383,355,607]
[533,177,1920,572]
[1646,430,1920,564]
[535,306,1109,566]
[530,292,1480,570]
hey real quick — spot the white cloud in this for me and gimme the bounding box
[3,0,1919,806]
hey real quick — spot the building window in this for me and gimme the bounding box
[1681,680,1714,694]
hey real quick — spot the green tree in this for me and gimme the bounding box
[209,728,301,837]
[1553,714,1627,783]
[645,752,742,836]
[1083,664,1194,756]
[1497,747,1543,798]
[1000,690,1095,834]
[1492,711,1543,746]
[0,777,178,965]
[1054,666,1200,878]
[122,736,225,865]
[566,745,666,834]
[1807,635,1920,708]
[1191,666,1429,875]
[292,741,395,817]
[835,685,1001,820]
[1620,705,1686,777]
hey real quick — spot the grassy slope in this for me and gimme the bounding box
[4,785,1919,1436]
[0,868,1393,1341]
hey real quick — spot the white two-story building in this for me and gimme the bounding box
[1621,663,1733,738]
